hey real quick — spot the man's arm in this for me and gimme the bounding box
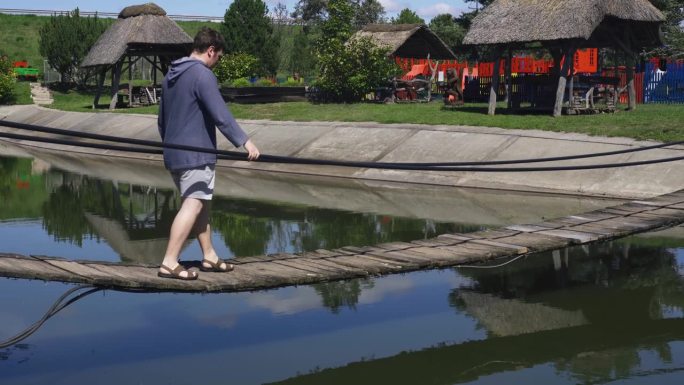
[243,139,260,161]
[196,70,249,146]
[157,97,165,139]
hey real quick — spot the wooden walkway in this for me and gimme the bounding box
[3,190,684,292]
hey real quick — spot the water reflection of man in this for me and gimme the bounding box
[157,27,260,280]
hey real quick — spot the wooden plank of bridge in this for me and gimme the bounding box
[327,254,405,273]
[0,254,76,282]
[5,189,684,292]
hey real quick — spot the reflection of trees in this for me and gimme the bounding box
[41,182,92,246]
[0,157,48,220]
[210,198,483,257]
[270,242,684,385]
[299,212,481,251]
[313,279,375,314]
[211,211,274,257]
[267,318,684,385]
[446,240,684,384]
[0,343,31,364]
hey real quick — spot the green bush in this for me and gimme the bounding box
[255,78,273,87]
[222,0,279,76]
[231,78,252,87]
[282,79,304,87]
[214,52,260,84]
[313,0,400,102]
[39,8,107,87]
[0,56,15,104]
[315,36,400,103]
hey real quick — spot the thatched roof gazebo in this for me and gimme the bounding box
[462,0,665,116]
[81,3,193,110]
[351,24,456,60]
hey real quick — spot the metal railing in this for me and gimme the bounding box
[0,8,304,24]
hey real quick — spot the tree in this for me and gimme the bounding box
[314,0,400,102]
[648,0,684,58]
[354,0,385,28]
[0,55,14,104]
[222,0,280,75]
[290,30,315,76]
[38,8,107,86]
[456,0,495,30]
[392,8,425,24]
[213,52,261,83]
[292,0,328,23]
[429,13,466,51]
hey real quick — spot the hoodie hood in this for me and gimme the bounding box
[166,57,205,84]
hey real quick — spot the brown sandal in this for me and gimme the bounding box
[158,264,198,280]
[200,259,234,272]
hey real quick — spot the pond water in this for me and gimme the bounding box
[2,146,684,384]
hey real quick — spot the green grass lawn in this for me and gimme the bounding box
[49,88,160,114]
[0,14,47,72]
[12,81,32,104]
[44,85,684,143]
[230,102,684,142]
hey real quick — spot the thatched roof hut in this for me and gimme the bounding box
[461,0,665,117]
[463,0,665,48]
[81,3,192,68]
[351,24,456,60]
[81,3,193,110]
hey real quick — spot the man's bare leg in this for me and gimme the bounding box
[159,197,204,278]
[194,201,231,270]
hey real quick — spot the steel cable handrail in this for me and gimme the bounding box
[2,120,684,172]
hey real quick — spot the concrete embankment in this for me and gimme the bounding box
[1,104,683,198]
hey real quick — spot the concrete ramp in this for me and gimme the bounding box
[1,105,683,198]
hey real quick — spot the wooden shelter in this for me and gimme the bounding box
[462,0,665,116]
[351,24,456,60]
[81,3,193,110]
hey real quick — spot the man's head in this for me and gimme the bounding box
[192,27,226,68]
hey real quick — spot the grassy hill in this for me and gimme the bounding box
[0,13,219,75]
[0,14,47,71]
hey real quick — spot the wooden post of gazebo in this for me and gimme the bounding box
[553,44,577,117]
[626,56,637,110]
[488,48,502,115]
[109,60,123,110]
[128,55,133,108]
[505,46,513,109]
[92,68,107,109]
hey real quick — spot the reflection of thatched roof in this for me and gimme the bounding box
[81,3,192,68]
[459,291,587,336]
[463,0,665,48]
[84,212,189,264]
[351,24,456,60]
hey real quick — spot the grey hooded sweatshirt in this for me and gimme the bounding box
[158,57,248,171]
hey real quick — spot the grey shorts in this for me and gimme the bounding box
[171,165,215,200]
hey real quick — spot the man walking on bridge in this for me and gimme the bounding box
[157,27,260,280]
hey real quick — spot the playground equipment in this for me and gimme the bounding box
[12,61,39,81]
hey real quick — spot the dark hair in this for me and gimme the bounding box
[192,27,226,54]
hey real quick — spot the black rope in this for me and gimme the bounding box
[0,285,103,349]
[2,119,684,166]
[2,120,684,172]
